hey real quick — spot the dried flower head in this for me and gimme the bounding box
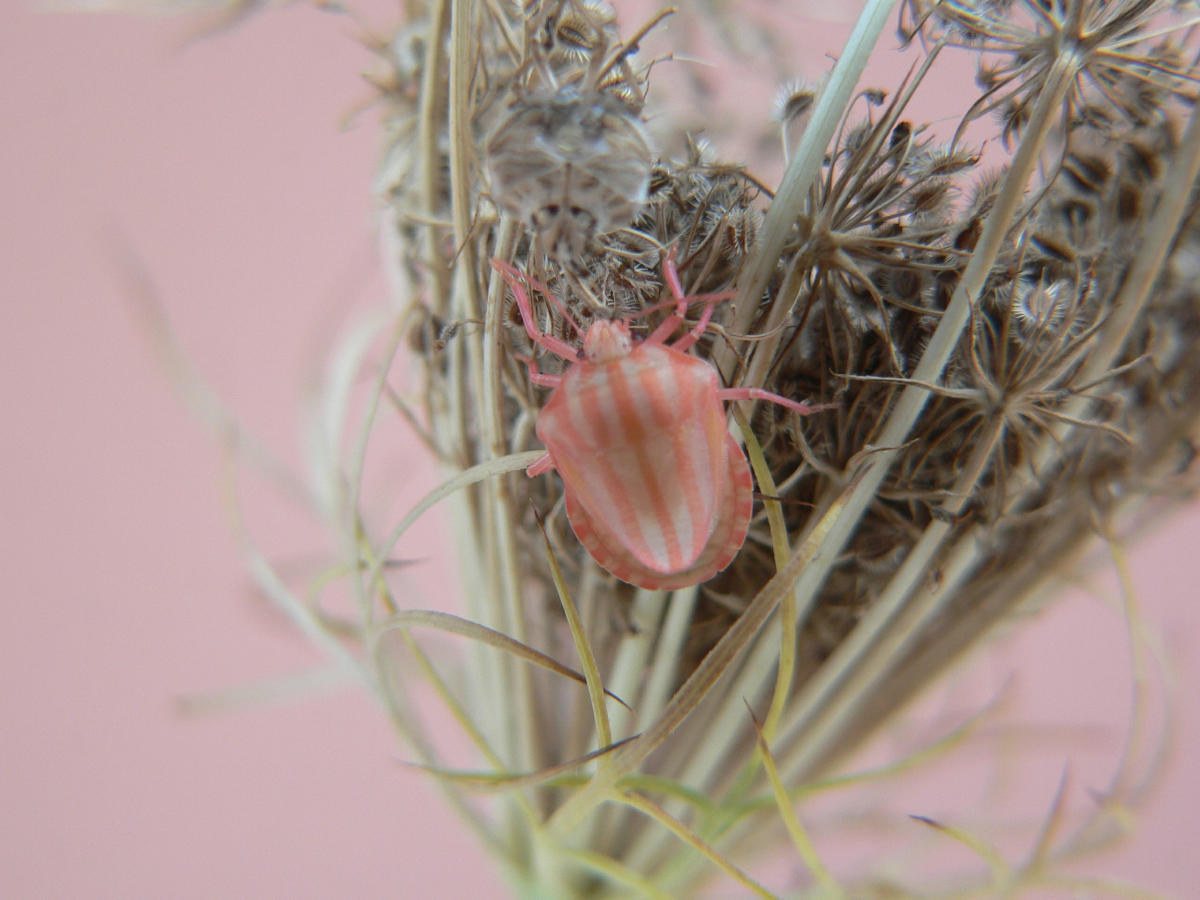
[121,0,1200,897]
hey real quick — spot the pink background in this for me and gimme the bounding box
[2,3,1197,898]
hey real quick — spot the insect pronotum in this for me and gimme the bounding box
[493,251,829,590]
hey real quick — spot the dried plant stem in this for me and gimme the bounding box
[412,0,513,771]
[1042,98,1200,451]
[481,223,539,784]
[346,318,407,626]
[778,418,1008,781]
[635,587,698,733]
[591,587,704,857]
[418,0,451,316]
[605,588,668,739]
[586,587,664,850]
[766,52,1078,759]
[548,471,859,834]
[729,0,899,343]
[450,0,541,820]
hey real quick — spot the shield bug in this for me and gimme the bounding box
[493,251,828,590]
[486,87,653,263]
[485,1,660,263]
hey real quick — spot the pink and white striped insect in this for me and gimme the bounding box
[493,251,827,591]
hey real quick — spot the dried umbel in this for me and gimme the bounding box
[353,0,1200,894]
[357,0,1200,888]
[103,0,1200,896]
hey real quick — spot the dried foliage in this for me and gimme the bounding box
[100,0,1200,896]
[360,1,1200,894]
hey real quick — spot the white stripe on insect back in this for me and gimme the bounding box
[598,356,682,569]
[640,351,715,562]
[646,348,724,559]
[612,352,691,570]
[650,352,717,557]
[557,363,657,563]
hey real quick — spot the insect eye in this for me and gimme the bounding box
[532,205,561,230]
[569,206,596,228]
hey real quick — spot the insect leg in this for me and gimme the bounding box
[527,452,556,477]
[671,289,735,351]
[491,258,581,361]
[646,246,691,345]
[648,246,734,350]
[511,351,564,388]
[718,387,837,417]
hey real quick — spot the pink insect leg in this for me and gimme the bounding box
[511,351,563,388]
[717,387,837,416]
[491,258,580,362]
[647,247,734,351]
[528,453,555,477]
[671,289,732,352]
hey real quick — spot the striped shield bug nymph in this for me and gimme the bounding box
[486,87,653,263]
[492,251,829,590]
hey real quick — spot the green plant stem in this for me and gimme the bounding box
[545,467,858,835]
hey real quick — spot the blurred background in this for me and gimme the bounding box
[2,2,1197,897]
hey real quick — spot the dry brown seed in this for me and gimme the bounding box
[772,80,817,123]
[1062,151,1112,195]
[1115,182,1143,222]
[1122,139,1163,183]
[1029,232,1077,265]
[1008,277,1074,330]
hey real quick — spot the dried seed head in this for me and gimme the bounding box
[889,119,913,153]
[486,87,654,261]
[881,263,927,305]
[1115,182,1143,223]
[1006,276,1076,330]
[862,87,888,106]
[1028,231,1077,266]
[772,79,817,124]
[907,177,953,216]
[1121,138,1164,184]
[1062,151,1112,195]
[541,0,617,65]
[710,205,762,259]
[374,21,427,103]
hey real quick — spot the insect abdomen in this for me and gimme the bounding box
[539,345,731,575]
